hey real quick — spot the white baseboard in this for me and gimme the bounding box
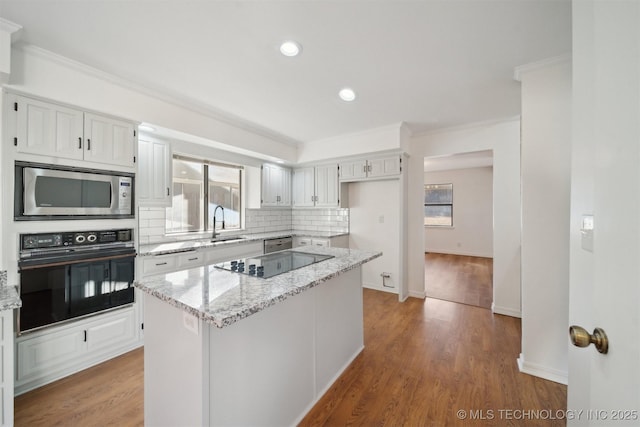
[517,353,568,385]
[362,282,398,295]
[492,302,521,318]
[408,289,426,299]
[425,249,493,258]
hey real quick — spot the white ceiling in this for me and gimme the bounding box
[0,1,571,144]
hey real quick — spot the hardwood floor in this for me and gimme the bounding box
[14,347,144,426]
[300,290,566,426]
[425,252,493,309]
[15,290,566,426]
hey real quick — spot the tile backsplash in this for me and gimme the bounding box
[139,207,349,244]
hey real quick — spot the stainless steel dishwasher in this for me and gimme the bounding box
[263,236,293,253]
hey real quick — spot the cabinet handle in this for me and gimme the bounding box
[87,139,91,150]
[187,257,198,261]
[368,165,372,172]
[155,262,168,266]
[78,137,82,149]
[167,187,170,196]
[83,330,87,342]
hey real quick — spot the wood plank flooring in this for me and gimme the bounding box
[300,291,566,426]
[14,347,144,426]
[425,252,493,309]
[15,289,566,426]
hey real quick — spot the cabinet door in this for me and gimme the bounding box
[138,138,172,206]
[368,156,401,178]
[292,168,315,207]
[338,160,367,181]
[261,164,279,206]
[278,166,292,206]
[262,164,291,206]
[16,324,86,383]
[315,164,340,207]
[85,308,137,353]
[15,95,84,160]
[84,113,135,167]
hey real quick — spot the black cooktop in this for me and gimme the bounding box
[215,250,334,279]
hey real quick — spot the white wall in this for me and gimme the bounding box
[297,123,404,164]
[408,120,521,316]
[424,167,493,258]
[517,59,571,385]
[6,45,296,162]
[348,180,400,292]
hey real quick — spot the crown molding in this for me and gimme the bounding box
[513,53,571,82]
[0,18,22,34]
[412,115,520,138]
[16,43,301,147]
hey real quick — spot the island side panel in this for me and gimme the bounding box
[208,288,316,427]
[314,267,364,395]
[144,294,209,427]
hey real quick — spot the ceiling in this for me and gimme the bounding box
[0,1,571,145]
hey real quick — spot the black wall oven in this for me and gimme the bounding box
[18,229,136,334]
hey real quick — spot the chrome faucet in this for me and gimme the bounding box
[212,205,225,239]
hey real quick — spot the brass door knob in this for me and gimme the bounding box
[569,325,609,354]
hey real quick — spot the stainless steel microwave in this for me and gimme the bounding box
[15,162,134,220]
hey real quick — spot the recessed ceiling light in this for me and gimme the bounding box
[339,88,356,102]
[280,40,302,57]
[139,124,155,132]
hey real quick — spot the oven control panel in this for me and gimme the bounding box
[21,228,133,250]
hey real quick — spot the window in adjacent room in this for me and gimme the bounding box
[424,183,453,227]
[166,155,242,234]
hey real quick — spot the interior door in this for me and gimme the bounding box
[568,1,640,424]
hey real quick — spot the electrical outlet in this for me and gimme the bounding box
[183,312,199,335]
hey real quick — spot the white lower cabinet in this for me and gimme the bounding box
[15,306,139,395]
[204,241,263,264]
[294,235,349,249]
[0,311,14,426]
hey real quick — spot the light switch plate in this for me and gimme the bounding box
[581,214,594,252]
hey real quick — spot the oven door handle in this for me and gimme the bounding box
[19,252,136,271]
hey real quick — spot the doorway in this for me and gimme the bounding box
[423,151,494,309]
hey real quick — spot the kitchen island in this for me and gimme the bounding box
[135,246,381,426]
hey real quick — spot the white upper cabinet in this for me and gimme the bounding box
[368,156,401,178]
[292,164,340,208]
[339,155,401,182]
[292,167,315,207]
[138,137,172,207]
[11,94,136,169]
[84,113,136,168]
[261,163,291,207]
[338,159,368,181]
[15,95,84,160]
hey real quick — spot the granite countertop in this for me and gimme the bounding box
[134,246,380,328]
[0,271,21,312]
[139,230,349,256]
[0,287,22,311]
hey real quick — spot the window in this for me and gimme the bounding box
[166,156,242,234]
[424,183,453,226]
